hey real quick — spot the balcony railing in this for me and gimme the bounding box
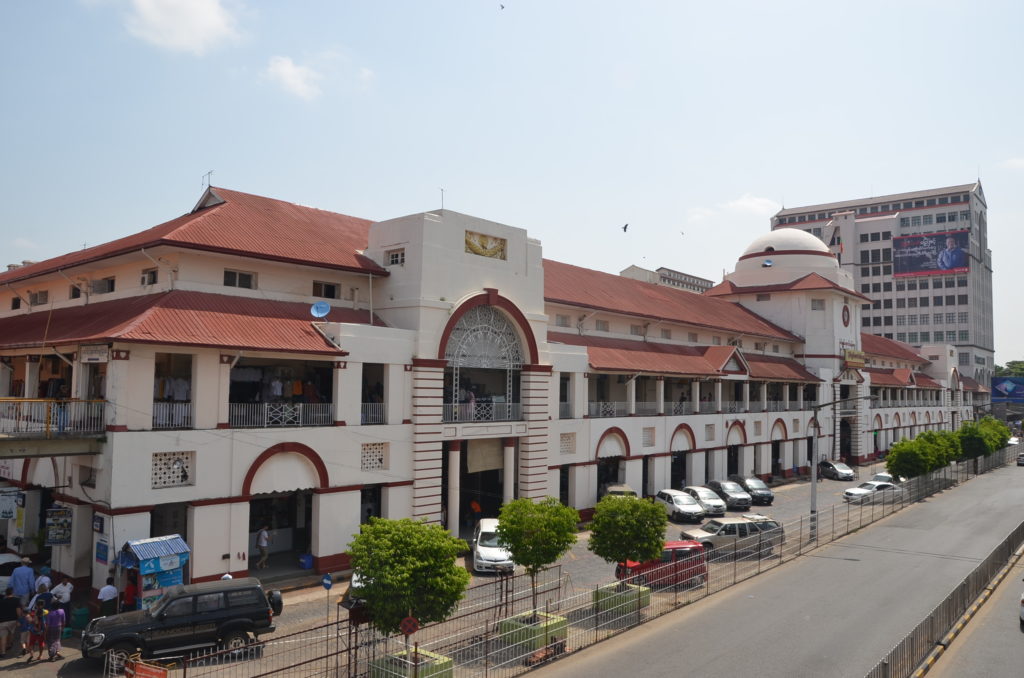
[723,401,744,413]
[698,401,717,414]
[588,402,628,418]
[361,402,387,425]
[228,403,333,428]
[153,402,193,430]
[0,399,105,438]
[443,402,522,422]
[669,402,694,416]
[559,402,572,419]
[634,401,659,416]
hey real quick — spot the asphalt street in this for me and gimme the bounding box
[531,462,1024,678]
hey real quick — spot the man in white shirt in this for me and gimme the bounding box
[50,577,73,614]
[256,525,271,569]
[97,577,118,617]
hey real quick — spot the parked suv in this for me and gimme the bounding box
[82,577,283,664]
[705,480,752,510]
[728,475,774,505]
[614,540,707,589]
[680,516,781,558]
[655,489,706,523]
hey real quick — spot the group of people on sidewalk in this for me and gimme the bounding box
[0,557,72,662]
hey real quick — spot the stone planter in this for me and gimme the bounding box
[368,648,453,678]
[497,611,569,651]
[592,582,651,612]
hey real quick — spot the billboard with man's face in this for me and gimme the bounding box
[892,230,969,277]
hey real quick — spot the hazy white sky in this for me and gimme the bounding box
[2,1,1022,361]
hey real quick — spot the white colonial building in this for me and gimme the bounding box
[0,187,986,593]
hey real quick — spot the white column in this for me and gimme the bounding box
[626,378,636,416]
[686,451,706,486]
[192,352,221,429]
[740,445,754,477]
[385,364,404,425]
[24,357,40,400]
[502,438,515,505]
[187,503,244,579]
[382,483,412,520]
[714,380,722,412]
[754,443,771,477]
[311,491,361,574]
[573,373,587,419]
[447,441,461,534]
[656,378,665,415]
[782,383,790,411]
[742,382,750,412]
[691,381,701,407]
[217,357,232,427]
[106,350,153,430]
[336,362,363,426]
[761,382,768,411]
[708,448,727,480]
[622,457,643,493]
[0,362,12,397]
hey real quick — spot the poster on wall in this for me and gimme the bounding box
[892,230,970,277]
[44,508,72,546]
[992,377,1024,403]
[96,541,108,564]
[0,494,16,520]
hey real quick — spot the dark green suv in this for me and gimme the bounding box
[82,577,283,664]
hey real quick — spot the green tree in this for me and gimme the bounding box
[587,495,667,578]
[347,518,470,637]
[994,361,1024,377]
[886,438,930,479]
[497,497,579,612]
[976,415,1011,453]
[914,429,959,470]
[957,421,988,459]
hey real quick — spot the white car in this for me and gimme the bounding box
[681,486,726,516]
[655,489,706,523]
[471,518,515,574]
[0,554,23,593]
[844,481,903,504]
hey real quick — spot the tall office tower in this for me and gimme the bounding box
[771,183,993,383]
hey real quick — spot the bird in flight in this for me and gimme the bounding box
[622,224,629,232]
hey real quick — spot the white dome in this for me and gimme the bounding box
[742,228,830,257]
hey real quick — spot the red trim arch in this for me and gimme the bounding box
[893,413,902,427]
[436,288,539,364]
[808,416,823,436]
[769,418,788,440]
[725,421,747,445]
[670,423,696,451]
[241,442,329,496]
[19,458,59,487]
[595,426,631,459]
[873,414,883,429]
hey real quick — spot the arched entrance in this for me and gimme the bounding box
[839,419,852,461]
[669,425,695,489]
[243,443,328,574]
[443,305,525,422]
[596,428,629,498]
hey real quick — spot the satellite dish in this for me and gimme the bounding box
[310,301,331,318]
[762,259,774,268]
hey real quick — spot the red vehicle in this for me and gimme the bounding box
[614,540,707,588]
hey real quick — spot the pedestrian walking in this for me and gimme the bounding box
[16,604,31,658]
[50,577,73,615]
[0,588,21,657]
[26,603,44,662]
[43,604,64,661]
[256,525,272,569]
[10,558,34,609]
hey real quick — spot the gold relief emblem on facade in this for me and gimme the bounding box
[465,230,507,260]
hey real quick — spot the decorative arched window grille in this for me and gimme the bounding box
[444,306,524,421]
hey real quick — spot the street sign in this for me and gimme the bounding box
[399,616,419,636]
[322,573,333,590]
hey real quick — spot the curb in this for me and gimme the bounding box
[912,543,1024,677]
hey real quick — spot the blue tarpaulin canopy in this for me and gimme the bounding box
[117,535,191,573]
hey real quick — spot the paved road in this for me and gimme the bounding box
[925,552,1024,677]
[530,463,1024,678]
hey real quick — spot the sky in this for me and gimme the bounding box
[2,1,1023,361]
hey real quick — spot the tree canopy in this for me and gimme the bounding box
[587,495,667,567]
[994,361,1024,377]
[347,518,470,636]
[497,497,578,610]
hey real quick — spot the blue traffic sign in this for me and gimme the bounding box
[322,573,333,590]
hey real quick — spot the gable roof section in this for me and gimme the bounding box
[543,260,800,342]
[704,272,869,301]
[960,376,988,393]
[0,187,386,286]
[860,333,927,364]
[0,291,381,354]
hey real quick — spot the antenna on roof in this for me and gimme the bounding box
[202,170,214,188]
[440,187,445,210]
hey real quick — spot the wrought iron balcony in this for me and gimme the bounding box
[0,398,105,438]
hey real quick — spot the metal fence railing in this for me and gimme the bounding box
[0,398,105,437]
[153,401,194,429]
[102,446,1017,678]
[228,403,334,428]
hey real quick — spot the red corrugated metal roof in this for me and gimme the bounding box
[860,333,927,363]
[863,367,916,386]
[0,187,385,286]
[543,260,800,342]
[915,374,942,389]
[547,332,819,381]
[0,291,380,354]
[960,376,988,393]
[704,273,869,301]
[745,354,822,382]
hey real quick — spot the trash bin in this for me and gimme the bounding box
[298,553,314,569]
